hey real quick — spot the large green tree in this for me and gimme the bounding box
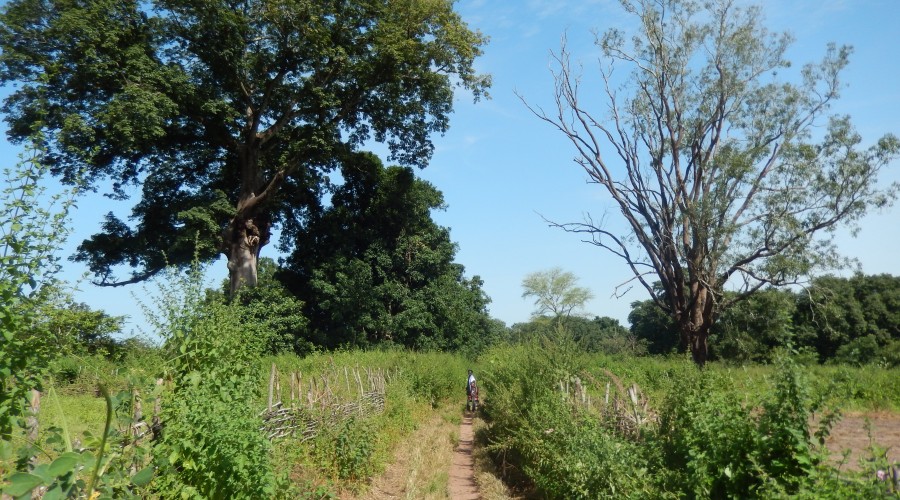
[283,151,492,350]
[527,0,899,364]
[0,0,489,293]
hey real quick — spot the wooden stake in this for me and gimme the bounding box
[268,363,277,411]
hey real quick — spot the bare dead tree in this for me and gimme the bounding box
[523,0,899,365]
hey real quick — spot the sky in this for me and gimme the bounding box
[3,0,899,337]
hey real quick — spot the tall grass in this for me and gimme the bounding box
[477,339,900,499]
[24,340,898,498]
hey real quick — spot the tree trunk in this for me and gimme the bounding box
[224,213,270,295]
[689,328,709,366]
[680,286,714,366]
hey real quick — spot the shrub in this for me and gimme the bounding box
[142,263,276,498]
[479,341,653,499]
[0,144,77,441]
[655,369,758,497]
[401,351,468,406]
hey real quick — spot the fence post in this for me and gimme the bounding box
[268,363,277,412]
[25,389,41,469]
[151,378,164,441]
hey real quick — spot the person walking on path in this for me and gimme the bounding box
[465,369,478,412]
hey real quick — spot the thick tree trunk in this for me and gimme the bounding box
[680,286,714,366]
[689,329,709,366]
[224,213,270,295]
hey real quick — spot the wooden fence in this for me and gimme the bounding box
[560,369,656,437]
[259,364,394,441]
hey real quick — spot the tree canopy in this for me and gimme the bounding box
[526,0,899,364]
[0,0,490,292]
[521,267,594,321]
[282,152,493,351]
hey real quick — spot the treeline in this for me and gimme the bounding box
[60,270,900,369]
[509,273,900,366]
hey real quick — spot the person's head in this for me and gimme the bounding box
[468,369,473,375]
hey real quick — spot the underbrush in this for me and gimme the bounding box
[11,338,897,498]
[477,338,900,499]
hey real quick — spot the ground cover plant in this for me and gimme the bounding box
[476,338,900,499]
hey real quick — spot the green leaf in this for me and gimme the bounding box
[3,472,44,496]
[30,464,52,483]
[48,451,80,477]
[131,465,154,487]
[40,483,68,500]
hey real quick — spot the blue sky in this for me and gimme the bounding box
[4,0,899,336]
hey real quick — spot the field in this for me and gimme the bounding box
[4,345,900,498]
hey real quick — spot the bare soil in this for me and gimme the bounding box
[823,411,900,471]
[448,412,479,499]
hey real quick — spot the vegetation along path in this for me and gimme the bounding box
[347,404,484,500]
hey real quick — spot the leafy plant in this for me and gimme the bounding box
[139,261,276,498]
[2,383,156,499]
[0,143,77,441]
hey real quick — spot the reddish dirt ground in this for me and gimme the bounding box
[823,411,900,471]
[449,413,479,499]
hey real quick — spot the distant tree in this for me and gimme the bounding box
[36,286,125,356]
[282,152,492,350]
[571,315,647,355]
[794,273,900,361]
[521,267,594,322]
[526,0,899,364]
[0,0,490,294]
[629,298,680,355]
[710,288,798,363]
[509,319,551,344]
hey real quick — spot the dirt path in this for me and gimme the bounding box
[449,413,479,499]
[346,407,483,500]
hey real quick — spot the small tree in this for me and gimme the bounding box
[526,0,899,364]
[521,267,594,328]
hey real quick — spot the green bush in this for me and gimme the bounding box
[333,417,376,481]
[0,145,77,441]
[477,343,897,499]
[142,264,276,498]
[478,341,653,499]
[655,369,758,497]
[401,351,468,406]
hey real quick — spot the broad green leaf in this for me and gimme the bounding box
[30,464,52,483]
[48,451,80,477]
[131,465,154,486]
[2,472,43,496]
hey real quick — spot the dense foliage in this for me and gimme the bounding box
[141,263,277,498]
[0,0,490,293]
[282,152,495,352]
[624,275,900,366]
[0,145,76,441]
[478,341,899,499]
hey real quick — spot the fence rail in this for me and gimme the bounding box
[259,364,392,441]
